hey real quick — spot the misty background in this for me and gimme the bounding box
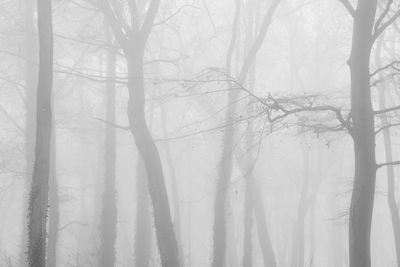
[0,0,399,266]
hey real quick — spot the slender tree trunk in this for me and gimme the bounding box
[243,176,254,267]
[347,2,377,266]
[47,124,58,266]
[20,0,37,265]
[27,0,53,265]
[127,50,180,267]
[161,109,183,267]
[212,1,279,265]
[379,82,400,266]
[212,2,240,265]
[291,145,309,267]
[376,40,400,266]
[252,178,276,266]
[103,0,180,264]
[99,35,117,267]
[135,159,151,267]
[242,5,257,265]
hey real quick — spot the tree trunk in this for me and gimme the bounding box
[243,176,254,267]
[27,0,53,265]
[291,145,309,267]
[161,109,183,267]
[47,125,58,266]
[20,0,37,265]
[127,51,180,267]
[135,159,151,267]
[212,1,279,265]
[99,37,117,267]
[212,1,240,265]
[347,1,377,266]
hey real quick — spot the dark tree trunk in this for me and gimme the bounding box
[102,1,180,264]
[47,127,58,267]
[20,0,37,265]
[347,1,377,266]
[135,159,151,267]
[99,37,117,267]
[27,0,53,265]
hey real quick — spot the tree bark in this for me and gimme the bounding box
[161,109,183,267]
[347,1,377,266]
[135,159,151,267]
[27,0,53,265]
[99,34,117,267]
[47,125,58,267]
[102,0,180,265]
[20,0,37,265]
[127,49,180,267]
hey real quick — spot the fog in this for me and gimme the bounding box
[1,0,400,266]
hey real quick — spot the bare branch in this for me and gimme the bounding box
[377,161,400,169]
[267,102,349,131]
[375,123,400,135]
[373,9,400,40]
[153,5,196,27]
[127,0,139,32]
[0,105,24,134]
[374,0,394,32]
[94,117,130,130]
[139,0,161,45]
[374,104,400,115]
[337,0,355,16]
[99,0,128,51]
[238,0,280,83]
[370,60,400,77]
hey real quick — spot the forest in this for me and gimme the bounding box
[1,0,400,266]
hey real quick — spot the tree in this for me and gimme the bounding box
[338,1,400,266]
[19,0,37,265]
[212,1,280,266]
[98,27,118,267]
[100,1,180,265]
[27,0,54,265]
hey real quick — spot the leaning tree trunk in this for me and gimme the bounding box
[161,109,183,267]
[347,1,377,266]
[102,0,180,264]
[127,49,180,267]
[99,35,117,267]
[27,0,53,265]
